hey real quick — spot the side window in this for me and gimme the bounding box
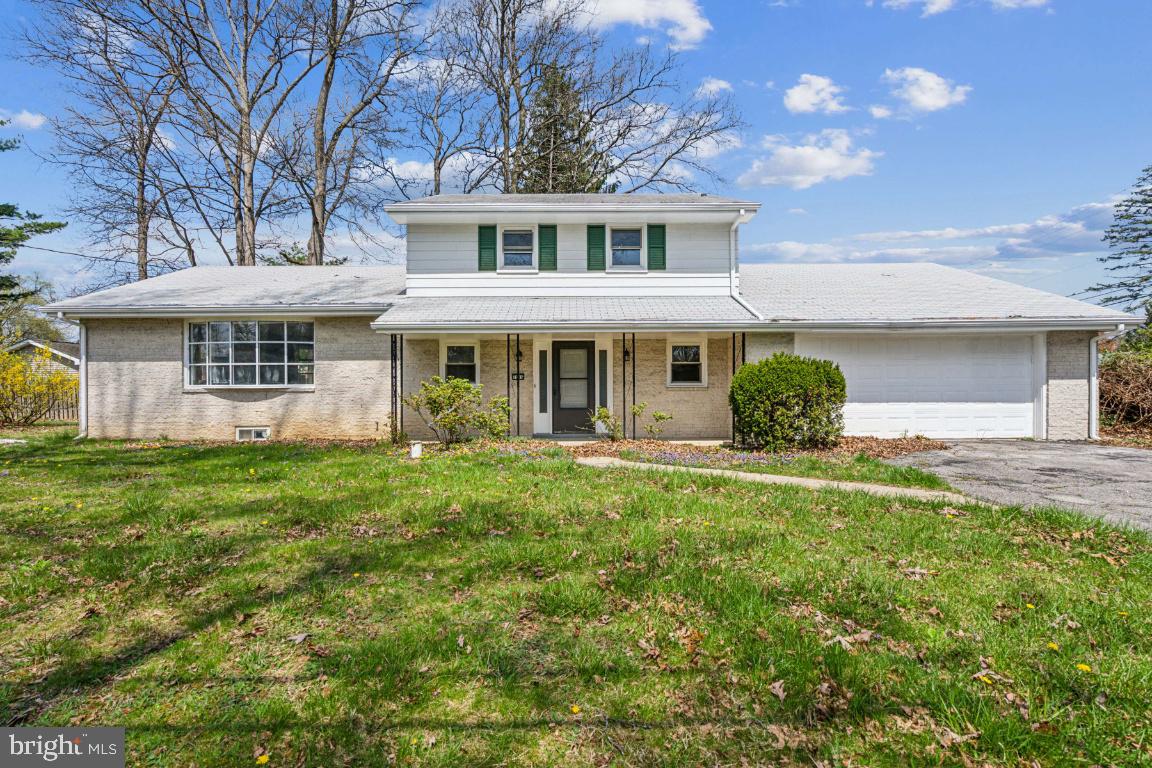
[610,228,643,268]
[668,341,706,386]
[444,344,478,383]
[501,228,535,269]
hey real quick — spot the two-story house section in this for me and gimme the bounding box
[45,193,1137,442]
[376,194,762,438]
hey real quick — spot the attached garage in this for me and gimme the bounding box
[795,333,1040,439]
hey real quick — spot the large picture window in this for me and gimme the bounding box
[187,321,314,387]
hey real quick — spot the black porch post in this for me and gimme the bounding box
[506,334,512,437]
[389,334,398,442]
[515,334,522,437]
[731,333,737,445]
[631,332,637,440]
[621,332,627,438]
[398,334,404,437]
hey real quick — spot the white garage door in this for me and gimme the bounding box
[794,334,1036,439]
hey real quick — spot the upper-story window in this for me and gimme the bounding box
[187,320,314,388]
[501,228,535,269]
[610,227,643,269]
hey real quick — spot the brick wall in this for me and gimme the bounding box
[613,335,733,440]
[86,317,391,440]
[1046,330,1094,440]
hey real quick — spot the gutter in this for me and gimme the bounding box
[44,305,393,320]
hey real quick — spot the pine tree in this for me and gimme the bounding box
[516,65,615,194]
[1089,165,1152,311]
[1,125,66,302]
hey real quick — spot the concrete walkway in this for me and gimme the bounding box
[888,441,1152,530]
[575,456,970,504]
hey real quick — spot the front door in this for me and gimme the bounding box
[552,341,595,433]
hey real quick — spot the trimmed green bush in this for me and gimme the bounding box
[729,352,846,450]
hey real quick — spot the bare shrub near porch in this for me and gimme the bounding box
[0,348,79,426]
[1099,352,1152,428]
[591,406,624,441]
[730,353,846,451]
[403,376,511,445]
[629,402,674,438]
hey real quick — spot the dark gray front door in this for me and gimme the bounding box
[552,341,595,433]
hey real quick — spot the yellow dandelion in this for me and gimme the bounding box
[570,705,581,714]
[978,675,994,686]
[249,468,256,476]
[1047,642,1060,651]
[260,520,269,526]
[409,738,418,746]
[1118,611,1129,617]
[353,572,361,578]
[1025,603,1036,609]
[1076,663,1092,673]
[255,756,269,765]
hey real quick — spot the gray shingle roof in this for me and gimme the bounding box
[44,266,405,316]
[387,193,759,211]
[739,263,1136,324]
[371,295,759,330]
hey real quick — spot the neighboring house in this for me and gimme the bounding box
[43,194,1140,442]
[4,338,81,377]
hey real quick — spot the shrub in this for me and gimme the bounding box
[402,376,510,445]
[0,348,79,426]
[1099,351,1152,428]
[729,352,846,450]
[590,406,624,441]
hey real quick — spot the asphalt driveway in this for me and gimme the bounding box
[887,441,1152,531]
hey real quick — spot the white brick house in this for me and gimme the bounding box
[44,194,1138,442]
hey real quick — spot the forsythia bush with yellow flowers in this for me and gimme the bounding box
[0,347,79,426]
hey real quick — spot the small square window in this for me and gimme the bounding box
[669,343,704,385]
[502,229,534,268]
[236,427,271,442]
[611,228,642,268]
[444,345,477,383]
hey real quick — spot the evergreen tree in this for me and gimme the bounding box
[516,65,615,194]
[0,125,66,302]
[1089,165,1152,311]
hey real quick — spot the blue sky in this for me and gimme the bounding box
[2,0,1150,301]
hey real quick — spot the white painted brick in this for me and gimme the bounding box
[1046,330,1093,440]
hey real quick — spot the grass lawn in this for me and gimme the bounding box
[2,431,1150,766]
[616,447,950,490]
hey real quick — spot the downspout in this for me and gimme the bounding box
[730,212,763,321]
[56,313,86,439]
[1090,324,1125,440]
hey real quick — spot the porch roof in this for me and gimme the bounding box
[370,295,760,332]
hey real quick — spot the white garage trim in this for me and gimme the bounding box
[796,333,1040,439]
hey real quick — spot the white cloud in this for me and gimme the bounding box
[869,105,894,119]
[881,0,1048,15]
[783,74,851,114]
[0,109,48,130]
[584,0,712,50]
[695,77,733,98]
[882,67,971,113]
[737,130,881,190]
[788,208,809,215]
[692,130,743,159]
[741,200,1116,287]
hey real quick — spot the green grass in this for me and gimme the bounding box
[619,447,951,489]
[2,430,1150,766]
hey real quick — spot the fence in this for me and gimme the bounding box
[2,393,79,425]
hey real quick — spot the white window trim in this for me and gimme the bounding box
[440,338,480,384]
[608,224,646,272]
[184,318,316,392]
[236,426,271,442]
[667,336,708,388]
[498,225,538,273]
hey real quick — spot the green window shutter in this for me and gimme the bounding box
[647,224,666,270]
[586,225,606,271]
[478,225,496,271]
[539,225,557,271]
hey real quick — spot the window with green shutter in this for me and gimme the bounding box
[647,224,666,271]
[477,225,497,271]
[539,225,557,271]
[586,225,606,271]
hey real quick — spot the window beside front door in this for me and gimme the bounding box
[668,339,706,386]
[187,320,314,388]
[609,227,643,269]
[443,343,478,383]
[500,228,535,270]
